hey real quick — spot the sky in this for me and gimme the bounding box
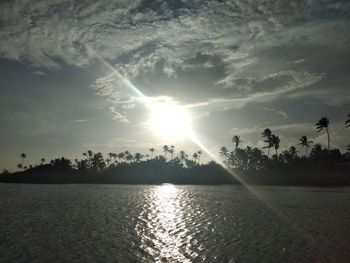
[0,0,349,170]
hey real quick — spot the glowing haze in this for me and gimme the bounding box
[147,102,193,139]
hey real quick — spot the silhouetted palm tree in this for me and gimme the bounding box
[17,164,22,171]
[346,114,350,128]
[219,146,228,158]
[124,151,131,163]
[20,153,26,172]
[270,135,280,156]
[134,153,143,162]
[126,153,133,163]
[262,128,272,157]
[179,150,188,162]
[197,150,202,163]
[232,135,242,149]
[41,158,45,165]
[316,117,330,151]
[169,145,175,159]
[162,145,169,159]
[298,136,313,157]
[192,152,199,163]
[262,128,272,138]
[288,146,298,159]
[149,148,155,158]
[91,152,105,172]
[117,152,125,163]
[108,153,116,163]
[311,144,322,155]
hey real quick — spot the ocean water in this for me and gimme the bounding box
[0,184,349,262]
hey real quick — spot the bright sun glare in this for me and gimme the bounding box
[147,102,192,139]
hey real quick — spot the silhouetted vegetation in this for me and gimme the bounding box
[1,115,350,186]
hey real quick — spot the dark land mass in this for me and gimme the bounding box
[1,152,350,186]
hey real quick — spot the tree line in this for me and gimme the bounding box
[220,116,349,169]
[1,115,349,186]
[12,146,204,174]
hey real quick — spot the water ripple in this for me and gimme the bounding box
[1,184,350,262]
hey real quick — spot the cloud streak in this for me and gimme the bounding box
[217,70,324,98]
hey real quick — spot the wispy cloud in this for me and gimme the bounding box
[287,59,306,65]
[71,119,89,123]
[216,70,324,98]
[93,72,136,108]
[31,70,46,76]
[109,106,129,124]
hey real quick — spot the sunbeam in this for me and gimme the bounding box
[85,44,291,220]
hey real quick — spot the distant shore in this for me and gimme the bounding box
[3,115,349,186]
[1,161,349,187]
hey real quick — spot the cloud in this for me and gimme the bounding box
[248,106,288,119]
[325,96,350,107]
[31,70,46,76]
[1,0,349,124]
[109,106,129,123]
[71,119,89,123]
[216,70,324,98]
[93,72,136,109]
[1,1,348,73]
[287,59,306,65]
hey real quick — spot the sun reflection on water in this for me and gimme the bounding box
[136,184,192,262]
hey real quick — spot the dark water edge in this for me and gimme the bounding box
[1,169,350,187]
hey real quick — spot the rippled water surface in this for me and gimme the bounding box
[1,184,350,262]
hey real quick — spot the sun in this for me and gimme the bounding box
[147,102,193,139]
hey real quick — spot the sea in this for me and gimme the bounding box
[0,184,349,262]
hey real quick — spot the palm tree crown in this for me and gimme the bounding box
[192,152,199,163]
[197,150,202,163]
[162,145,169,158]
[20,153,26,172]
[346,114,350,128]
[316,117,329,132]
[315,117,330,150]
[270,134,280,156]
[149,148,155,158]
[299,136,313,157]
[262,128,272,138]
[180,150,188,161]
[134,153,143,162]
[117,152,125,162]
[169,145,175,159]
[219,146,228,158]
[232,135,242,149]
[262,129,273,157]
